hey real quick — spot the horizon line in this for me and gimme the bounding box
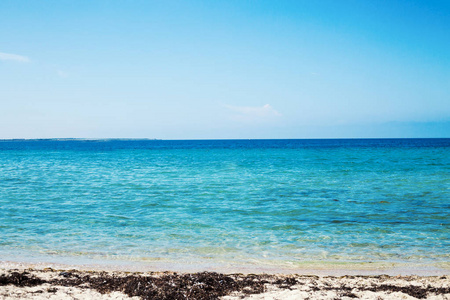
[0,137,449,141]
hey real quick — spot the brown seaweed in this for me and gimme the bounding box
[1,270,448,299]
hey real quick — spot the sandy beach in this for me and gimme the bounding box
[1,262,449,300]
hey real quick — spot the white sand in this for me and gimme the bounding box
[1,262,448,300]
[224,275,450,300]
[0,284,139,300]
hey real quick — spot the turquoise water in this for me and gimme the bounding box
[0,139,449,270]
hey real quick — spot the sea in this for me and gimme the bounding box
[0,139,449,273]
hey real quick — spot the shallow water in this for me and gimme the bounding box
[0,139,449,270]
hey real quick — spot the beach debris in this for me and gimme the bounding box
[0,271,45,287]
[1,270,449,299]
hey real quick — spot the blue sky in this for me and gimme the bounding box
[0,0,449,139]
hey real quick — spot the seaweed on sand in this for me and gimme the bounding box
[1,270,449,299]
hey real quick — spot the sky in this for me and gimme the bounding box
[0,0,449,139]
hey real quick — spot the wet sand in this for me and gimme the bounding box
[1,263,449,299]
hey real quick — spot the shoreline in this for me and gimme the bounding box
[1,258,449,277]
[1,264,448,300]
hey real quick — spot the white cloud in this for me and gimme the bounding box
[0,52,30,63]
[225,104,282,121]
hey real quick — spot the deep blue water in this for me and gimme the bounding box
[0,139,449,269]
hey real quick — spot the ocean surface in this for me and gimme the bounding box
[0,139,449,272]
